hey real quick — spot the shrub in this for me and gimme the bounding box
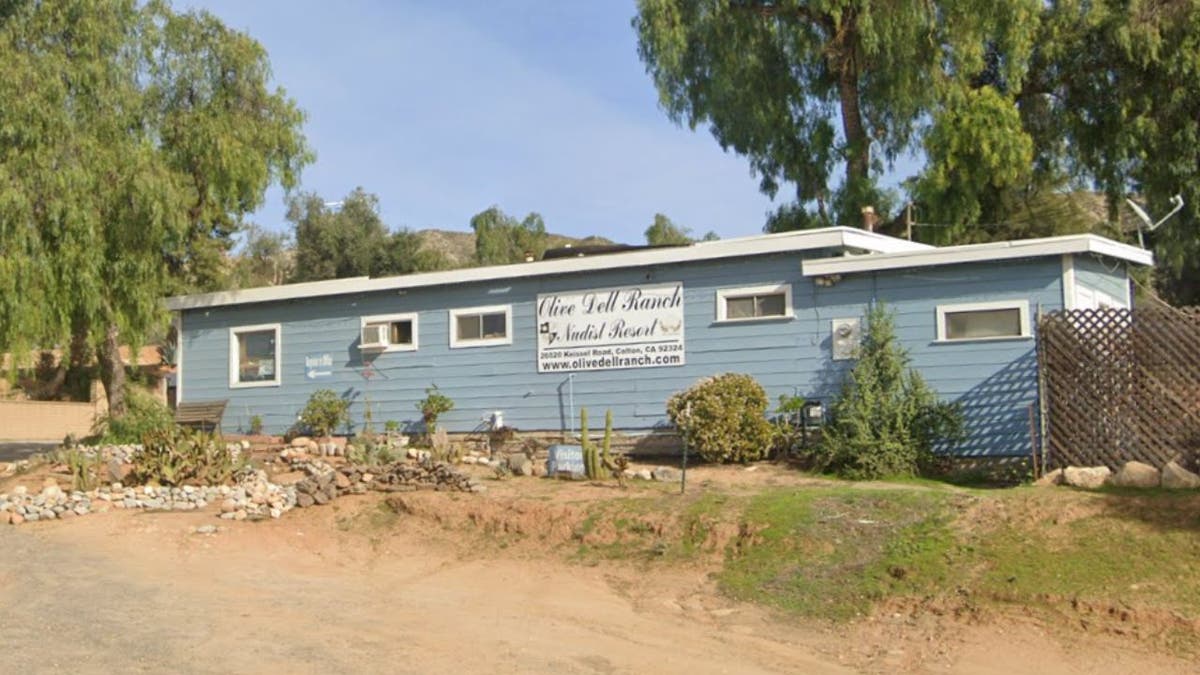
[57,446,101,491]
[131,427,246,486]
[347,436,398,467]
[248,414,264,436]
[298,389,350,438]
[814,303,964,479]
[666,373,773,463]
[417,384,454,433]
[92,391,176,444]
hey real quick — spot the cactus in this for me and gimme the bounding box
[601,409,613,471]
[580,407,600,480]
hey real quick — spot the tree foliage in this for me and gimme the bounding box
[470,206,548,265]
[634,0,1039,227]
[636,1,1200,302]
[0,0,311,414]
[289,188,446,282]
[815,304,963,479]
[644,213,718,245]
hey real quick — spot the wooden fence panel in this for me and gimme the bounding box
[1038,308,1200,470]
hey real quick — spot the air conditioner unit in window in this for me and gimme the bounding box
[360,324,389,351]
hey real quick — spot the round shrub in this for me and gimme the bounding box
[666,373,773,463]
[299,389,350,438]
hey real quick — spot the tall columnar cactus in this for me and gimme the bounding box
[580,407,600,480]
[601,409,613,471]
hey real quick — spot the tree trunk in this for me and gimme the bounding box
[98,322,127,417]
[836,54,870,195]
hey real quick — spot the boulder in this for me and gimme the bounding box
[1111,461,1160,488]
[1063,466,1112,489]
[290,436,312,449]
[334,472,351,489]
[296,493,315,508]
[1161,461,1200,490]
[652,466,681,482]
[507,453,533,477]
[1033,468,1064,487]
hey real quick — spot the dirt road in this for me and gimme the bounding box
[0,495,1190,674]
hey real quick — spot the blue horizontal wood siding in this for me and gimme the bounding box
[1073,254,1131,305]
[179,253,1063,457]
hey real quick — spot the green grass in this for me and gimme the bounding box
[717,488,958,620]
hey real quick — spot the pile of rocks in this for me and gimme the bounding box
[291,460,483,508]
[0,468,297,525]
[1038,460,1200,489]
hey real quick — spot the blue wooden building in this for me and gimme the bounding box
[166,227,1152,457]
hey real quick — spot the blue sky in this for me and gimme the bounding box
[187,1,916,244]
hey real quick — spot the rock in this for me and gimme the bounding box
[106,459,131,484]
[194,525,218,535]
[1063,466,1112,489]
[233,510,247,521]
[1162,461,1200,489]
[334,472,351,489]
[41,484,62,500]
[220,499,240,514]
[652,466,681,482]
[40,509,56,520]
[1111,461,1160,488]
[1033,468,1064,487]
[462,456,478,465]
[507,453,533,477]
[12,485,27,496]
[312,491,329,506]
[296,493,315,508]
[361,473,374,483]
[240,439,251,451]
[291,436,312,449]
[8,512,24,525]
[59,509,76,520]
[635,469,653,481]
[219,512,237,520]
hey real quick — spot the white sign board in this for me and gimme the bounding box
[536,282,685,373]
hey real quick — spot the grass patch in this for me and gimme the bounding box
[718,488,958,620]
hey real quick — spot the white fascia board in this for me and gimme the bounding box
[802,234,1154,277]
[166,227,926,311]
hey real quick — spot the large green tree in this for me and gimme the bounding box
[289,188,446,282]
[0,0,310,414]
[634,0,1039,227]
[644,213,718,245]
[470,206,549,265]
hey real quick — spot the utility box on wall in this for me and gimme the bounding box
[831,318,861,360]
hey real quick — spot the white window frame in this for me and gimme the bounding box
[715,283,794,323]
[229,323,282,389]
[360,313,419,352]
[935,300,1031,343]
[448,304,513,348]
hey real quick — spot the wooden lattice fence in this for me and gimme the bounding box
[1038,307,1200,470]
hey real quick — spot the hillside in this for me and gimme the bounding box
[414,229,619,268]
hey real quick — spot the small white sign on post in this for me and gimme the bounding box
[535,282,685,373]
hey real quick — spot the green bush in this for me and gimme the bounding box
[814,304,964,479]
[92,391,176,444]
[298,389,350,438]
[131,427,246,486]
[417,384,454,433]
[248,414,264,436]
[666,373,773,463]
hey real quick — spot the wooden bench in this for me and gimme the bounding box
[174,399,229,434]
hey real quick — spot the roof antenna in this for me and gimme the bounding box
[1126,194,1183,248]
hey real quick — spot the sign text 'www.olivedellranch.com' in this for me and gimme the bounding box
[536,282,685,372]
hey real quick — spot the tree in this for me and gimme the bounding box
[289,188,445,282]
[634,0,1040,228]
[470,206,548,265]
[0,0,311,415]
[232,225,293,288]
[644,213,718,245]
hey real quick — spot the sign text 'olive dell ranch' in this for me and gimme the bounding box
[536,282,685,373]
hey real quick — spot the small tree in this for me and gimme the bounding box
[417,385,454,434]
[299,389,350,438]
[815,304,963,479]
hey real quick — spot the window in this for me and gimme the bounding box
[449,305,512,348]
[935,300,1030,342]
[360,313,418,352]
[715,284,793,322]
[229,324,281,388]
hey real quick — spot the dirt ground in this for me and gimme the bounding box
[0,464,1194,674]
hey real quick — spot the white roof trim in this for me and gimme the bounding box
[802,234,1153,277]
[166,227,928,311]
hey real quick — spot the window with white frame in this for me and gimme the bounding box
[936,300,1030,342]
[715,284,793,322]
[360,313,418,352]
[449,305,512,348]
[229,324,281,388]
